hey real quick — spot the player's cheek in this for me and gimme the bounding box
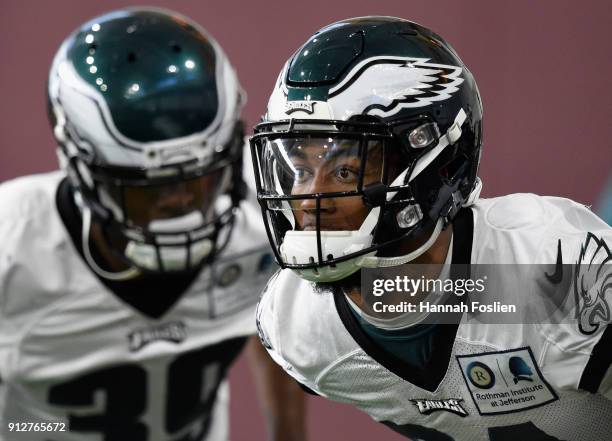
[334,195,371,229]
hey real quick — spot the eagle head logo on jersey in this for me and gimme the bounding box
[574,233,612,335]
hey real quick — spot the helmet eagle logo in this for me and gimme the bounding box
[328,56,464,117]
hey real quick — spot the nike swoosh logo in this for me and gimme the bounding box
[545,239,563,284]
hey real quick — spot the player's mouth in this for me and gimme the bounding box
[298,221,351,231]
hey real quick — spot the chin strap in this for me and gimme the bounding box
[356,109,468,269]
[358,217,444,268]
[81,204,141,281]
[463,177,482,207]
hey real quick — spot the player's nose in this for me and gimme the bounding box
[297,195,335,217]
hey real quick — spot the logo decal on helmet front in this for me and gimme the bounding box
[328,56,464,117]
[285,101,316,115]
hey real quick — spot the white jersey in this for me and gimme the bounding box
[257,194,612,441]
[0,165,275,440]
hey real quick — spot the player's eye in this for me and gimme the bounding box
[293,167,312,184]
[335,166,358,183]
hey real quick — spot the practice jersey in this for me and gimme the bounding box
[0,161,275,440]
[257,194,612,441]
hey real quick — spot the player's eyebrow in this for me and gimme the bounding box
[288,148,307,160]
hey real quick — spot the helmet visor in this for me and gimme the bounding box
[257,136,386,230]
[259,136,386,196]
[101,169,227,231]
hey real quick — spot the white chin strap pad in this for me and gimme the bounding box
[120,210,217,272]
[125,210,213,272]
[148,211,205,233]
[280,229,376,282]
[281,205,380,260]
[281,229,372,265]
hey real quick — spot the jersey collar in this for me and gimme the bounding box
[333,207,474,392]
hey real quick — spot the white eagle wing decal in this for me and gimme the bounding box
[328,56,463,118]
[574,233,612,335]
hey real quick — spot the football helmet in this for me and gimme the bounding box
[250,17,483,282]
[48,7,245,278]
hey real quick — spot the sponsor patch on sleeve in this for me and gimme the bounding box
[208,248,277,317]
[456,347,558,415]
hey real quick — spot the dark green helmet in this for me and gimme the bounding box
[48,7,245,276]
[250,17,483,282]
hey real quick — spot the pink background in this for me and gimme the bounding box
[1,0,610,439]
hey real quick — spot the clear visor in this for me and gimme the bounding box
[257,136,389,232]
[259,136,386,196]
